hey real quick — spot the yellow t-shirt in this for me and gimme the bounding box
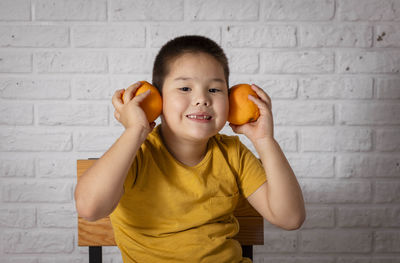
[110,125,267,263]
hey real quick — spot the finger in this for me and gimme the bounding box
[132,89,151,104]
[112,89,125,110]
[251,84,271,108]
[249,94,271,115]
[123,81,142,104]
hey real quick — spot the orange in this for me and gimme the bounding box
[122,81,162,123]
[228,84,260,125]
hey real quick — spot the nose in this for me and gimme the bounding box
[196,101,209,106]
[193,90,210,107]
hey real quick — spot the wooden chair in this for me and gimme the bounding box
[77,159,264,263]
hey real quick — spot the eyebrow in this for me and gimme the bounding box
[173,77,225,83]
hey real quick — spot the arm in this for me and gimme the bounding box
[75,82,154,221]
[248,138,305,230]
[230,84,305,230]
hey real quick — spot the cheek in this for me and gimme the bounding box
[216,98,229,119]
[163,94,188,117]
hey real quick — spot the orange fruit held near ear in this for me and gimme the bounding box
[228,84,260,125]
[122,81,162,123]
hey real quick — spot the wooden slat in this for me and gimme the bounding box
[77,159,264,247]
[78,216,116,246]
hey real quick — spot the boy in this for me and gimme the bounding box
[75,35,305,262]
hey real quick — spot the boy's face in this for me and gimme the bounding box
[161,52,229,142]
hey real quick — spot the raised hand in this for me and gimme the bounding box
[229,84,274,144]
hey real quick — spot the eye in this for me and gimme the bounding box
[209,88,221,93]
[179,87,191,91]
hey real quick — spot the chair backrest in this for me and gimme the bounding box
[77,159,264,247]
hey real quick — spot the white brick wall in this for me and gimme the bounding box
[0,0,399,262]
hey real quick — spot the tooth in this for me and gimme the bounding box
[187,115,211,120]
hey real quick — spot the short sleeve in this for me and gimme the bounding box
[236,139,267,198]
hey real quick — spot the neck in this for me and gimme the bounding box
[159,125,209,167]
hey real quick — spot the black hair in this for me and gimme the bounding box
[152,35,229,93]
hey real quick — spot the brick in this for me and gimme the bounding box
[262,257,335,263]
[188,0,258,21]
[73,77,113,100]
[371,207,400,227]
[227,51,259,74]
[338,51,400,73]
[299,24,372,47]
[375,231,400,252]
[0,208,36,228]
[300,77,373,99]
[339,102,400,125]
[273,102,333,125]
[37,206,76,228]
[3,230,73,253]
[274,129,297,152]
[301,207,335,228]
[36,51,107,73]
[338,207,400,227]
[375,181,400,203]
[0,52,31,73]
[0,26,68,47]
[0,129,72,152]
[2,182,72,202]
[337,258,371,263]
[301,230,372,252]
[224,25,296,48]
[72,26,145,48]
[38,103,108,126]
[372,259,400,263]
[37,159,75,178]
[255,231,297,253]
[375,24,400,47]
[150,25,220,47]
[376,78,400,99]
[3,258,38,263]
[35,0,106,21]
[302,127,372,152]
[0,159,34,178]
[376,129,400,152]
[262,0,334,21]
[103,246,121,254]
[109,51,154,74]
[338,0,400,21]
[288,154,334,178]
[254,78,297,99]
[337,207,374,228]
[261,51,334,73]
[0,78,70,99]
[300,180,371,203]
[338,258,400,263]
[0,103,33,125]
[38,258,87,263]
[110,0,183,21]
[0,0,30,21]
[337,155,400,178]
[76,131,121,152]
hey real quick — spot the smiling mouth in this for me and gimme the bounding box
[186,115,212,120]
